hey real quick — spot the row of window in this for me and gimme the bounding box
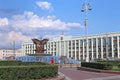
[47,36,120,47]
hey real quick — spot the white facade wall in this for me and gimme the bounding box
[0,49,22,60]
[46,32,120,61]
[22,42,35,55]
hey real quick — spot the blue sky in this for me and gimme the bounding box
[0,0,120,48]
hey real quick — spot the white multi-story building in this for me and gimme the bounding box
[22,42,36,55]
[46,32,120,61]
[0,49,22,60]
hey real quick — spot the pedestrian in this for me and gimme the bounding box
[58,59,62,68]
[50,58,54,64]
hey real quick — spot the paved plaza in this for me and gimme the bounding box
[59,68,120,80]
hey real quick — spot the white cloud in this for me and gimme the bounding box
[36,1,54,13]
[0,11,82,48]
[0,18,9,27]
[0,31,32,48]
[8,31,31,42]
[36,1,52,10]
[11,11,81,31]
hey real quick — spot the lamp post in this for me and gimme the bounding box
[81,0,92,62]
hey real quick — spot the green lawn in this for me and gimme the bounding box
[112,66,120,71]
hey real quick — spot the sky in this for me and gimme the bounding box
[0,0,120,49]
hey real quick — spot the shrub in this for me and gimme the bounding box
[0,61,58,80]
[0,60,21,66]
[20,62,51,66]
[81,62,112,70]
[98,61,120,66]
[0,61,50,66]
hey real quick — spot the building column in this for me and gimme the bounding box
[52,42,54,56]
[117,36,120,58]
[91,39,94,60]
[111,37,114,58]
[101,38,103,59]
[83,40,85,60]
[79,40,81,60]
[58,42,61,56]
[56,42,57,56]
[96,38,98,59]
[61,41,64,56]
[33,44,35,54]
[67,41,69,58]
[52,42,55,56]
[106,34,109,58]
[63,41,65,56]
[57,42,60,56]
[46,43,48,54]
[49,42,52,55]
[75,40,77,60]
[71,40,73,58]
[64,41,68,56]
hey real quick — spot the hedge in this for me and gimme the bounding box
[0,61,21,66]
[0,61,50,66]
[0,61,58,80]
[81,62,112,70]
[97,61,120,66]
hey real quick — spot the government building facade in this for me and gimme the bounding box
[46,32,120,61]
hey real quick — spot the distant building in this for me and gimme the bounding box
[0,49,22,60]
[46,32,120,61]
[22,42,36,55]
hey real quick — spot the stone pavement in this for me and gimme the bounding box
[59,68,120,80]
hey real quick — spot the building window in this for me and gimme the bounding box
[80,40,83,46]
[61,37,63,40]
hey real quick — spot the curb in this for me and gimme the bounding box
[58,72,66,80]
[77,67,120,74]
[58,72,72,80]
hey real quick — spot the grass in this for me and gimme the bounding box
[112,66,120,71]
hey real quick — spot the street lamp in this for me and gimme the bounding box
[81,0,92,62]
